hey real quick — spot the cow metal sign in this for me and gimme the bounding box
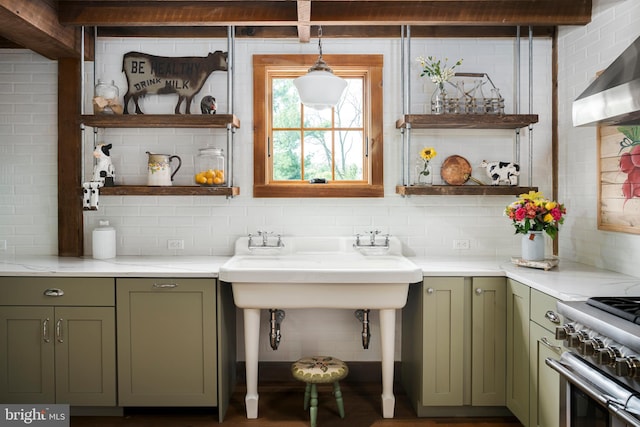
[122,51,228,114]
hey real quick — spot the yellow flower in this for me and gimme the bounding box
[545,201,557,210]
[519,190,543,201]
[543,213,554,223]
[420,147,437,161]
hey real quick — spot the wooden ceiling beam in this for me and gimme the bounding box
[58,1,591,27]
[297,0,311,42]
[0,0,79,59]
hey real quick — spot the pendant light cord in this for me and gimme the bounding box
[317,26,324,59]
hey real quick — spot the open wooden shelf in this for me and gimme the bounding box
[396,114,538,129]
[99,185,240,196]
[81,114,240,129]
[396,185,538,196]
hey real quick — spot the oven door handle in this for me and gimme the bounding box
[546,357,640,427]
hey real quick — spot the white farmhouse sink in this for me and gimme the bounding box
[219,235,422,420]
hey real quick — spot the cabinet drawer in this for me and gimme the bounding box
[530,289,563,332]
[0,277,114,306]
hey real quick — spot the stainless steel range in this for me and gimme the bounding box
[547,297,640,427]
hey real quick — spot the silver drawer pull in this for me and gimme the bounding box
[43,288,64,297]
[56,318,63,343]
[43,318,51,343]
[540,337,562,353]
[545,310,561,324]
[152,283,178,289]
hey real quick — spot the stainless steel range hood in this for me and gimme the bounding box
[573,35,640,127]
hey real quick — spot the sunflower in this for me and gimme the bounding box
[420,147,437,161]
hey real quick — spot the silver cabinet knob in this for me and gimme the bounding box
[426,288,434,294]
[545,310,561,324]
[475,288,483,295]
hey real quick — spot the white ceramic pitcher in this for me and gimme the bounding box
[146,152,182,186]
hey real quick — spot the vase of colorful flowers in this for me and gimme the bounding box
[415,147,437,186]
[505,191,566,261]
[416,56,463,114]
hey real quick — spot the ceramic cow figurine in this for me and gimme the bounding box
[93,143,115,186]
[480,160,519,186]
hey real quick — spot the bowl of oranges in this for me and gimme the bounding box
[195,169,225,186]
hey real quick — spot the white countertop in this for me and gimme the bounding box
[0,256,228,278]
[1,255,639,301]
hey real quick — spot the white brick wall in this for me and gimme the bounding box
[557,0,640,276]
[0,50,58,255]
[83,36,553,262]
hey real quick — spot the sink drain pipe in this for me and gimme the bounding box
[269,309,285,350]
[354,309,371,349]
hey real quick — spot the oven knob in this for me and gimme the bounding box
[596,346,621,366]
[581,337,604,357]
[555,324,575,340]
[615,356,640,378]
[566,331,590,349]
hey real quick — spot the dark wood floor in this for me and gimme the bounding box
[70,382,523,427]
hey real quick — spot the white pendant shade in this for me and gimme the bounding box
[294,70,347,110]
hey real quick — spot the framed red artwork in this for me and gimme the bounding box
[598,125,640,234]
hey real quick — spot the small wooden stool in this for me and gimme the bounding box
[291,356,349,427]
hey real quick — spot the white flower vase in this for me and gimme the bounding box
[521,231,545,261]
[430,83,446,115]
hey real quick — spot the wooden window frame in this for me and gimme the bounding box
[253,54,384,198]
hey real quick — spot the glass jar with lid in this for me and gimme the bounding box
[93,79,119,114]
[195,147,226,186]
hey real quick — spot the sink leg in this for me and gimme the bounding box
[244,308,261,419]
[379,308,396,418]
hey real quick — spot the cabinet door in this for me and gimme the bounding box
[471,277,506,406]
[117,278,217,406]
[55,307,116,406]
[506,279,531,426]
[529,321,562,427]
[0,306,55,403]
[422,277,464,406]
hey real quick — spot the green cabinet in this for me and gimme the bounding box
[116,278,219,407]
[506,278,531,426]
[0,277,116,405]
[529,289,563,427]
[402,277,508,416]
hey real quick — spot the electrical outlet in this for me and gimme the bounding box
[167,239,184,250]
[453,239,470,250]
[0,240,6,250]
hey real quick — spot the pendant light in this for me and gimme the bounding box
[293,26,348,110]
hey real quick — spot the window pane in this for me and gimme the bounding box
[272,78,301,129]
[335,78,363,128]
[303,106,332,128]
[272,130,301,180]
[335,131,363,180]
[303,130,332,180]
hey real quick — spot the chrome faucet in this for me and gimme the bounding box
[248,231,285,249]
[354,230,390,248]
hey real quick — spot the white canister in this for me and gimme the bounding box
[92,220,116,259]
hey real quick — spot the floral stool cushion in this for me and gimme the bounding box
[291,356,349,383]
[291,356,348,427]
